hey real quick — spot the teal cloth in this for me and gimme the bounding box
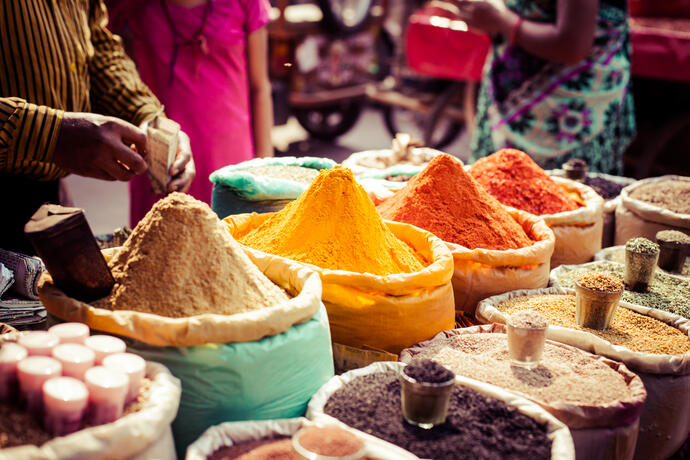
[127,306,334,457]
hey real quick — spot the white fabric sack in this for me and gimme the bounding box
[307,361,575,460]
[400,324,645,460]
[342,147,443,177]
[450,207,555,316]
[547,171,634,249]
[542,178,604,268]
[476,287,690,460]
[0,361,181,460]
[185,417,418,460]
[614,175,690,246]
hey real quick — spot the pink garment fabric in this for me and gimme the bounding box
[108,0,270,226]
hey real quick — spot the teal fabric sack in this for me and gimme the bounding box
[128,306,334,457]
[209,156,336,201]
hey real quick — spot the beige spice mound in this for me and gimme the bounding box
[0,377,152,449]
[96,193,288,318]
[413,333,632,407]
[497,294,690,355]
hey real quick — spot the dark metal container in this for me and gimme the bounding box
[24,204,114,302]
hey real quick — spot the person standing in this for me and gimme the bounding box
[452,0,635,174]
[107,0,274,226]
[0,0,195,254]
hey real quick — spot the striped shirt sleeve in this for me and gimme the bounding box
[0,97,65,180]
[87,0,162,127]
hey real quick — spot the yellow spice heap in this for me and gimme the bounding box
[239,166,426,275]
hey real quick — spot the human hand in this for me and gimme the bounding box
[54,112,148,181]
[167,130,195,193]
[453,0,515,35]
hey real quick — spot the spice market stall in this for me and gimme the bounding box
[38,194,334,455]
[469,149,604,268]
[476,286,690,460]
[224,166,455,358]
[377,153,555,319]
[400,325,647,460]
[307,361,575,459]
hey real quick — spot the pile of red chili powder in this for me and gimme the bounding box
[377,153,533,250]
[469,149,582,216]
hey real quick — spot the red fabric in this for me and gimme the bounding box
[629,0,690,17]
[405,7,490,82]
[630,18,690,82]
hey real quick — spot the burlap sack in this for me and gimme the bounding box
[450,207,555,317]
[0,361,180,460]
[543,177,604,268]
[185,417,418,460]
[400,324,646,460]
[306,361,575,460]
[476,287,690,460]
[225,215,455,354]
[614,175,690,246]
[38,247,323,347]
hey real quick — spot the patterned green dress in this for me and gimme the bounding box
[470,0,635,174]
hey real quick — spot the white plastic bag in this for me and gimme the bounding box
[476,287,690,460]
[614,175,690,246]
[307,361,575,460]
[185,417,418,460]
[0,361,181,460]
[543,178,604,268]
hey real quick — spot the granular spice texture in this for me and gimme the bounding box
[323,371,552,460]
[243,165,319,185]
[629,181,690,215]
[556,261,690,318]
[497,294,690,355]
[412,333,632,406]
[508,310,548,329]
[98,193,288,317]
[603,246,690,276]
[626,237,659,255]
[469,149,582,216]
[403,358,455,383]
[577,272,624,292]
[208,438,292,460]
[585,177,625,200]
[297,426,363,456]
[378,154,534,250]
[657,230,690,245]
[239,166,426,275]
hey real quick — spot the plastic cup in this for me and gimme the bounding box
[399,369,455,429]
[562,160,588,182]
[575,280,623,330]
[624,246,659,292]
[506,321,547,369]
[656,235,688,274]
[292,426,366,460]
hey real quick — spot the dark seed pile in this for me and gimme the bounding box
[323,371,552,460]
[403,359,455,384]
[585,177,625,200]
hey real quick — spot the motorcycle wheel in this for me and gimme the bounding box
[382,105,463,151]
[293,100,363,140]
[317,0,374,34]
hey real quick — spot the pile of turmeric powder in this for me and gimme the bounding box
[238,166,426,275]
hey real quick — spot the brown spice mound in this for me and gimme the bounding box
[498,294,690,355]
[97,193,288,318]
[629,181,690,215]
[0,377,152,449]
[414,333,632,407]
[298,426,363,456]
[377,154,534,250]
[507,310,548,329]
[577,272,624,293]
[208,436,372,460]
[243,165,319,185]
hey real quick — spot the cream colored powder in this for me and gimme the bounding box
[96,193,288,318]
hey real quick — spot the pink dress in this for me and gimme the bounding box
[108,0,271,226]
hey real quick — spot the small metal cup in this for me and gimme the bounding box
[575,281,623,330]
[400,370,455,429]
[562,161,588,182]
[507,323,547,369]
[625,248,659,292]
